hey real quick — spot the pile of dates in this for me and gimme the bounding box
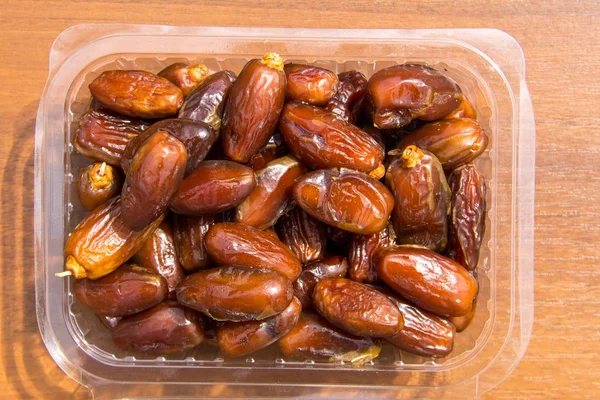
[63,53,488,364]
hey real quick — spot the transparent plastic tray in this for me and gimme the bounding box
[35,25,535,399]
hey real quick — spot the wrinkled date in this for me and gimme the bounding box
[172,214,221,272]
[121,131,187,231]
[74,109,149,165]
[112,301,204,355]
[443,95,478,120]
[217,297,302,357]
[325,70,368,124]
[279,102,385,175]
[222,53,286,162]
[395,118,489,171]
[74,264,167,317]
[89,70,183,119]
[278,312,381,365]
[284,63,339,105]
[235,155,304,230]
[348,224,395,284]
[121,118,217,175]
[176,265,293,321]
[376,246,478,317]
[276,206,327,264]
[386,146,450,252]
[204,223,301,280]
[77,162,123,210]
[63,196,164,279]
[170,160,256,215]
[158,62,209,98]
[447,164,486,271]
[178,70,237,133]
[294,256,348,308]
[247,132,290,171]
[367,64,462,129]
[294,168,395,235]
[313,278,403,337]
[134,220,185,297]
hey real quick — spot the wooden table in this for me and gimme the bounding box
[1,1,598,398]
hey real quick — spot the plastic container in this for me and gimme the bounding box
[34,25,535,399]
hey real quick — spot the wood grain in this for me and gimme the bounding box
[0,0,598,398]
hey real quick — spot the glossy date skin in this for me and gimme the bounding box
[278,312,381,365]
[121,131,187,231]
[172,214,221,272]
[158,62,209,98]
[77,162,123,211]
[376,246,478,317]
[112,301,204,355]
[386,146,450,252]
[284,63,339,105]
[325,70,368,124]
[217,297,302,357]
[89,70,183,119]
[450,297,477,332]
[348,224,395,284]
[222,54,286,162]
[235,155,304,229]
[247,132,290,171]
[276,206,327,264]
[176,266,293,321]
[121,118,217,175]
[279,102,385,174]
[178,70,237,133]
[294,256,348,308]
[395,118,489,171]
[294,168,395,235]
[443,95,477,120]
[74,264,167,317]
[63,196,164,279]
[74,109,150,165]
[204,223,301,281]
[134,220,185,297]
[170,160,256,215]
[447,164,486,271]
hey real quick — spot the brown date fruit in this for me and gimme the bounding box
[325,70,368,124]
[179,70,237,133]
[176,266,293,321]
[217,297,302,357]
[278,312,381,365]
[204,223,301,281]
[294,256,348,308]
[222,53,286,162]
[348,224,395,284]
[89,70,183,119]
[294,168,394,235]
[134,220,185,297]
[450,297,477,332]
[121,131,187,230]
[313,278,403,337]
[385,145,450,251]
[158,62,209,98]
[443,95,477,120]
[121,118,217,176]
[279,102,385,175]
[170,161,256,215]
[202,317,220,347]
[284,63,339,105]
[395,118,489,171]
[235,155,304,229]
[73,109,150,165]
[63,196,164,279]
[276,206,327,264]
[247,132,290,171]
[74,264,167,317]
[77,162,123,211]
[376,246,477,317]
[112,301,204,355]
[367,64,462,129]
[98,316,121,331]
[447,164,486,271]
[173,214,220,272]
